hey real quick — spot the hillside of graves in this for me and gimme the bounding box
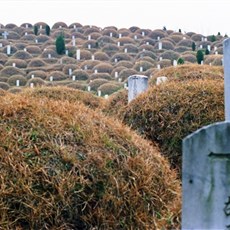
[0,21,224,94]
[0,22,226,229]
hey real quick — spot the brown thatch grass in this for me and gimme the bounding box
[97,82,122,96]
[28,58,46,67]
[88,78,109,91]
[0,91,181,229]
[5,59,28,68]
[92,63,113,74]
[122,79,224,172]
[26,70,47,80]
[0,66,26,77]
[71,69,89,81]
[21,86,103,110]
[150,64,223,85]
[0,82,10,90]
[12,50,33,59]
[7,75,27,86]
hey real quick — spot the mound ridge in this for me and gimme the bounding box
[0,92,181,229]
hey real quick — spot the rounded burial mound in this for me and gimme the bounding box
[0,92,181,229]
[21,86,103,110]
[122,79,224,172]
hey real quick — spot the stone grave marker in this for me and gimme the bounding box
[91,55,95,60]
[156,76,167,85]
[158,42,162,50]
[7,45,11,55]
[117,42,120,47]
[140,66,143,72]
[128,75,148,103]
[12,63,16,67]
[98,90,101,97]
[16,80,20,87]
[157,64,161,70]
[173,60,177,67]
[72,75,76,81]
[48,53,51,59]
[76,49,80,60]
[115,72,118,78]
[110,32,113,37]
[94,69,98,74]
[2,31,8,39]
[87,85,91,91]
[50,76,53,82]
[0,43,2,48]
[30,83,34,88]
[65,50,69,56]
[88,35,91,40]
[182,37,230,229]
[68,68,72,76]
[88,44,91,49]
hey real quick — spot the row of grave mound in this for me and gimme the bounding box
[0,22,225,93]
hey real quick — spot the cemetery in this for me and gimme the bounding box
[0,21,228,229]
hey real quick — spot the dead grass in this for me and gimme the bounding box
[0,91,181,229]
[122,79,224,172]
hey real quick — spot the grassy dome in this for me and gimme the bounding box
[0,91,180,229]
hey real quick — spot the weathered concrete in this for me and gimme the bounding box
[182,121,230,229]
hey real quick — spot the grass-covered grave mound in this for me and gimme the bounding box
[122,79,224,171]
[0,91,181,229]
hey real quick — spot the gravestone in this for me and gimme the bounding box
[31,74,34,79]
[140,66,143,72]
[158,42,162,50]
[157,64,161,70]
[156,76,167,85]
[200,44,203,49]
[94,69,98,74]
[84,65,88,70]
[35,39,38,44]
[16,80,20,87]
[173,60,177,67]
[12,63,16,67]
[48,53,51,59]
[142,31,145,36]
[72,75,76,81]
[110,32,113,37]
[118,78,122,82]
[76,49,80,60]
[88,35,91,40]
[128,75,148,103]
[30,83,34,88]
[88,44,91,49]
[115,72,118,78]
[91,55,95,60]
[215,51,218,55]
[117,42,120,47]
[201,60,204,65]
[2,31,8,39]
[104,94,109,99]
[69,68,72,76]
[50,76,53,82]
[157,36,160,41]
[146,42,149,45]
[7,45,11,55]
[87,85,91,91]
[98,90,101,97]
[0,43,2,48]
[119,33,122,38]
[25,32,28,36]
[124,48,127,53]
[134,35,137,40]
[207,45,211,52]
[24,48,27,52]
[114,58,118,63]
[72,37,76,46]
[182,37,230,229]
[65,50,69,56]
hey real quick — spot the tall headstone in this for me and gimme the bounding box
[128,75,148,103]
[110,32,113,37]
[157,64,161,70]
[91,55,95,60]
[207,45,211,52]
[124,48,127,53]
[88,35,91,40]
[30,83,34,88]
[0,43,2,48]
[117,42,120,47]
[12,63,16,67]
[76,49,80,60]
[68,68,72,76]
[16,80,20,87]
[182,37,230,229]
[94,69,98,74]
[140,66,143,72]
[7,45,11,55]
[142,31,145,36]
[88,44,91,49]
[173,60,177,67]
[72,75,76,81]
[119,33,122,38]
[48,53,51,59]
[87,85,91,91]
[98,90,101,97]
[115,72,118,78]
[2,31,8,39]
[158,42,162,50]
[50,76,53,82]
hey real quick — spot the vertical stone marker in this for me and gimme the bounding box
[182,38,230,229]
[128,75,148,103]
[76,49,80,61]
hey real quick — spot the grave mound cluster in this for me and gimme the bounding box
[0,22,225,95]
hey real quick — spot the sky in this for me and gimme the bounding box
[0,0,229,36]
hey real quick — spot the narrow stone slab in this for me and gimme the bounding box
[182,121,230,229]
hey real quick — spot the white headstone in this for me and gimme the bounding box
[74,25,76,29]
[16,80,20,87]
[25,32,28,36]
[87,85,91,91]
[201,60,204,65]
[91,55,95,60]
[110,32,113,37]
[157,64,161,70]
[173,60,177,67]
[30,83,34,88]
[26,24,28,28]
[158,42,162,50]
[207,45,211,51]
[183,36,186,40]
[140,66,143,72]
[12,63,16,67]
[209,63,212,66]
[72,39,76,46]
[94,69,98,74]
[72,75,76,81]
[65,50,69,55]
[35,39,38,44]
[134,35,137,40]
[0,43,2,48]
[7,45,11,55]
[200,44,203,49]
[119,33,122,38]
[157,36,160,41]
[24,48,27,52]
[215,51,218,55]
[115,58,118,63]
[159,57,162,61]
[2,31,8,39]
[88,44,91,49]
[214,46,218,51]
[142,48,145,51]
[156,76,168,85]
[84,65,88,70]
[40,25,42,29]
[142,31,145,36]
[124,48,127,53]
[59,25,62,29]
[115,72,118,78]
[224,38,230,120]
[128,75,148,103]
[118,78,122,82]
[68,68,72,76]
[76,49,81,60]
[50,76,53,81]
[146,42,149,45]
[201,37,204,41]
[31,74,34,79]
[88,35,91,40]
[117,42,120,47]
[98,90,101,97]
[48,53,51,59]
[104,94,109,99]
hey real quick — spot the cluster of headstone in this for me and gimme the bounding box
[0,22,225,95]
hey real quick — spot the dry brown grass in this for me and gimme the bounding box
[12,50,33,59]
[150,64,223,84]
[7,75,27,86]
[97,82,122,96]
[122,79,224,172]
[0,91,181,229]
[5,59,28,68]
[0,66,26,77]
[28,58,46,67]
